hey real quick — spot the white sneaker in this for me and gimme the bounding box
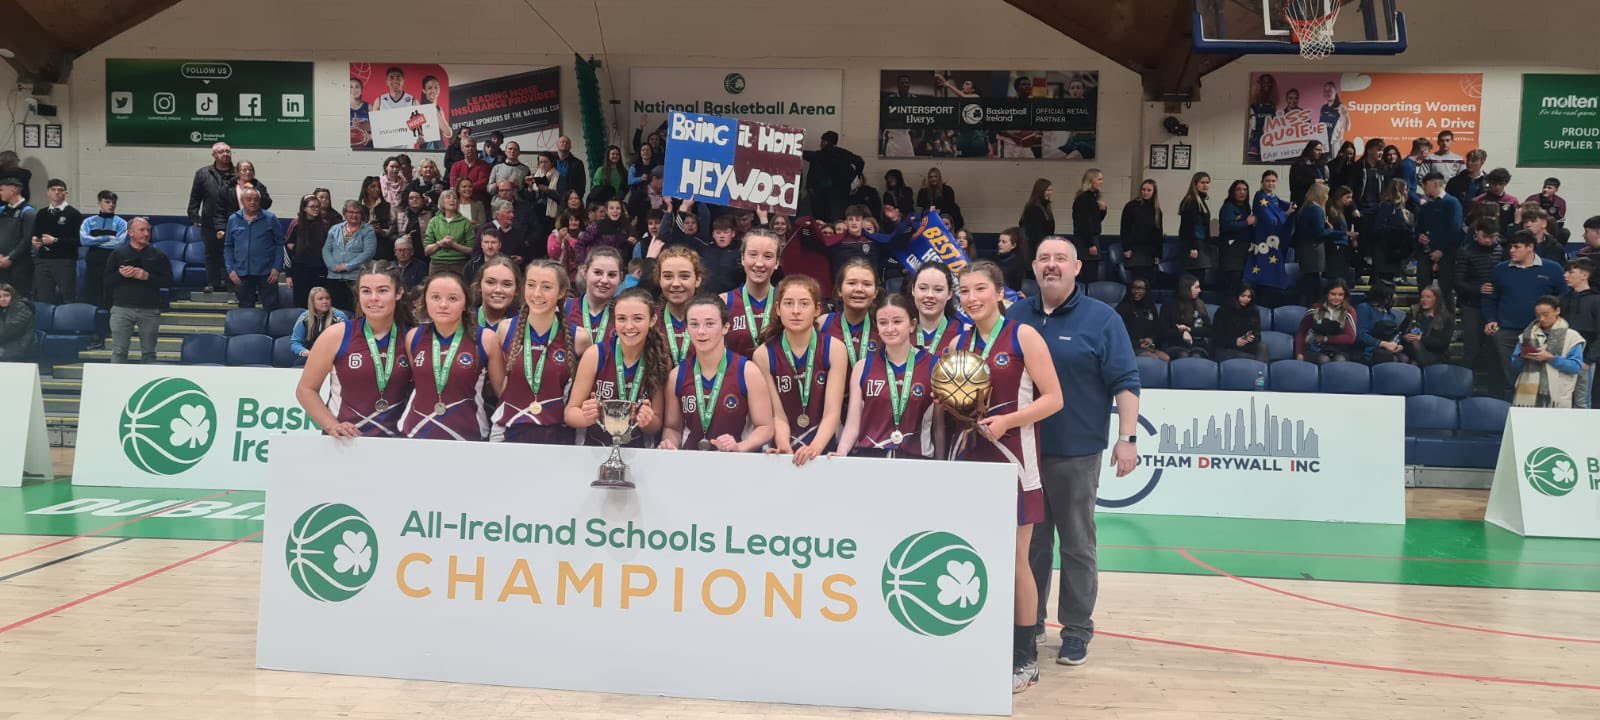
[1012,660,1039,694]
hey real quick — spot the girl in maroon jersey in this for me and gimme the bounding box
[753,275,848,465]
[817,257,882,367]
[565,287,670,447]
[908,261,963,354]
[655,245,703,365]
[955,260,1064,691]
[472,255,521,330]
[491,260,576,444]
[565,246,623,353]
[834,294,944,459]
[297,261,416,438]
[723,229,780,357]
[661,295,774,452]
[399,272,506,441]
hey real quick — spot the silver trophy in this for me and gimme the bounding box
[593,399,641,489]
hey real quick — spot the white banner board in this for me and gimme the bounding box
[1486,408,1600,539]
[629,67,842,140]
[73,364,318,490]
[257,437,1015,715]
[0,362,52,486]
[1097,389,1406,524]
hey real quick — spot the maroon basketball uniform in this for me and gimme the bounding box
[493,315,576,445]
[954,320,1044,525]
[660,310,691,365]
[674,350,753,451]
[400,325,490,441]
[819,311,881,365]
[852,348,938,459]
[762,332,833,451]
[564,296,616,347]
[328,319,414,437]
[723,286,773,358]
[578,338,653,448]
[915,316,963,355]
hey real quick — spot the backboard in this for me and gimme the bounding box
[1193,0,1407,56]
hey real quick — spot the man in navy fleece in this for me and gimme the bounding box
[1484,232,1566,398]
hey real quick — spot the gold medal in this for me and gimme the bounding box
[530,401,543,415]
[697,439,712,451]
[374,399,390,413]
[433,402,448,416]
[890,430,905,445]
[796,413,810,429]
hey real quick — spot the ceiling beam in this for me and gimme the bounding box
[0,0,72,83]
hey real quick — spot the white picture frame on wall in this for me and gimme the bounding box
[21,124,40,149]
[1172,143,1193,170]
[44,124,62,149]
[1148,144,1170,170]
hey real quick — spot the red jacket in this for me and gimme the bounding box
[448,160,491,205]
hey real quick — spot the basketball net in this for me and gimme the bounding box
[1285,0,1340,60]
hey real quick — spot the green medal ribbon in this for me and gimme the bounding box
[885,352,916,429]
[740,285,770,338]
[476,306,489,329]
[431,324,464,397]
[361,320,396,395]
[522,318,550,400]
[919,316,949,351]
[581,296,611,344]
[614,341,642,403]
[781,331,817,413]
[841,314,873,365]
[664,312,689,364]
[694,351,730,437]
[967,320,1006,363]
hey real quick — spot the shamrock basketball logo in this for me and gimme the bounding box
[1523,446,1579,497]
[118,377,218,476]
[881,531,987,637]
[723,72,746,95]
[286,503,379,602]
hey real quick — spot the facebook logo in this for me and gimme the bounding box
[281,94,305,118]
[239,93,262,117]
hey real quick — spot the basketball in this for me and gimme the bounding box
[931,351,991,418]
[881,531,987,637]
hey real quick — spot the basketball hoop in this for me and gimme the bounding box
[1285,1,1340,60]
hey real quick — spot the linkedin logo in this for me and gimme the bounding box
[281,94,306,118]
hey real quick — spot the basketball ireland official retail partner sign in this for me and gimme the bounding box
[1486,408,1600,539]
[258,437,1015,715]
[663,111,806,214]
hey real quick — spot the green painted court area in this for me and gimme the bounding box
[4,481,1598,593]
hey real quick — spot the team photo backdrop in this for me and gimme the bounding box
[877,70,1098,160]
[349,63,561,152]
[1245,72,1483,163]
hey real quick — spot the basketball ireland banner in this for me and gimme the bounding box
[1517,74,1600,167]
[258,437,1015,714]
[877,70,1099,159]
[73,364,318,491]
[0,362,52,486]
[1486,408,1600,539]
[1097,389,1406,524]
[662,111,806,214]
[105,59,314,149]
[1245,72,1482,163]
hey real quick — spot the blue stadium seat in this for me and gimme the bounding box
[32,302,55,332]
[1260,330,1294,361]
[1254,304,1272,333]
[1422,364,1474,399]
[1318,362,1371,394]
[1204,303,1219,320]
[152,223,188,247]
[182,241,207,266]
[224,333,275,367]
[276,284,294,308]
[1458,396,1511,435]
[169,258,188,285]
[1218,358,1268,391]
[272,335,300,368]
[1404,394,1460,466]
[184,225,203,245]
[1284,262,1302,290]
[1371,362,1422,396]
[224,308,269,336]
[181,334,227,365]
[268,308,304,338]
[1267,360,1319,393]
[1086,281,1125,306]
[51,303,98,334]
[1136,356,1168,389]
[154,240,186,264]
[1169,358,1219,390]
[1271,305,1307,334]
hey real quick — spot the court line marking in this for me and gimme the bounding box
[1042,623,1600,692]
[0,538,134,583]
[0,532,261,637]
[1175,548,1600,645]
[1103,543,1600,569]
[0,490,237,563]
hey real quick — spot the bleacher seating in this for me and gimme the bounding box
[1136,356,1168,388]
[224,333,275,367]
[1371,362,1422,396]
[180,334,227,365]
[224,308,269,336]
[1319,362,1371,394]
[151,223,189,247]
[1169,358,1218,390]
[267,308,304,338]
[1271,305,1307,334]
[1260,330,1294,361]
[181,242,208,286]
[276,284,294,308]
[1266,359,1319,393]
[1086,281,1125,306]
[1218,358,1267,391]
[272,336,300,368]
[1422,364,1474,399]
[1405,395,1461,467]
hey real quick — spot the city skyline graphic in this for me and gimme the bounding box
[1156,397,1320,459]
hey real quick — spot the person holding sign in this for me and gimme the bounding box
[909,262,963,354]
[491,260,577,445]
[723,229,781,357]
[660,296,774,452]
[755,276,848,464]
[834,293,943,460]
[296,261,416,438]
[399,272,505,441]
[654,245,704,364]
[818,258,883,367]
[565,287,669,448]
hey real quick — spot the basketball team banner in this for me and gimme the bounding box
[1485,408,1600,539]
[1517,74,1600,167]
[349,63,561,152]
[892,211,971,277]
[0,362,52,486]
[662,111,806,214]
[1245,72,1482,163]
[73,364,318,491]
[258,437,1015,714]
[1097,389,1405,524]
[878,70,1098,159]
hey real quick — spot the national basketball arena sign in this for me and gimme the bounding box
[257,437,1016,715]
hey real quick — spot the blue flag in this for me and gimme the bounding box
[1246,191,1291,289]
[867,211,972,277]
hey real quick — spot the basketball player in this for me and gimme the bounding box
[954,260,1064,694]
[908,262,963,354]
[753,276,848,464]
[399,272,506,441]
[565,246,623,350]
[565,287,669,447]
[656,245,704,364]
[834,294,943,459]
[296,261,415,438]
[491,260,576,444]
[473,256,521,330]
[817,257,882,366]
[723,230,780,357]
[660,295,774,452]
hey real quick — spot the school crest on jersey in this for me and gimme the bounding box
[552,350,567,363]
[867,340,880,352]
[398,355,410,368]
[723,395,740,410]
[457,353,474,367]
[912,383,925,397]
[994,352,1011,367]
